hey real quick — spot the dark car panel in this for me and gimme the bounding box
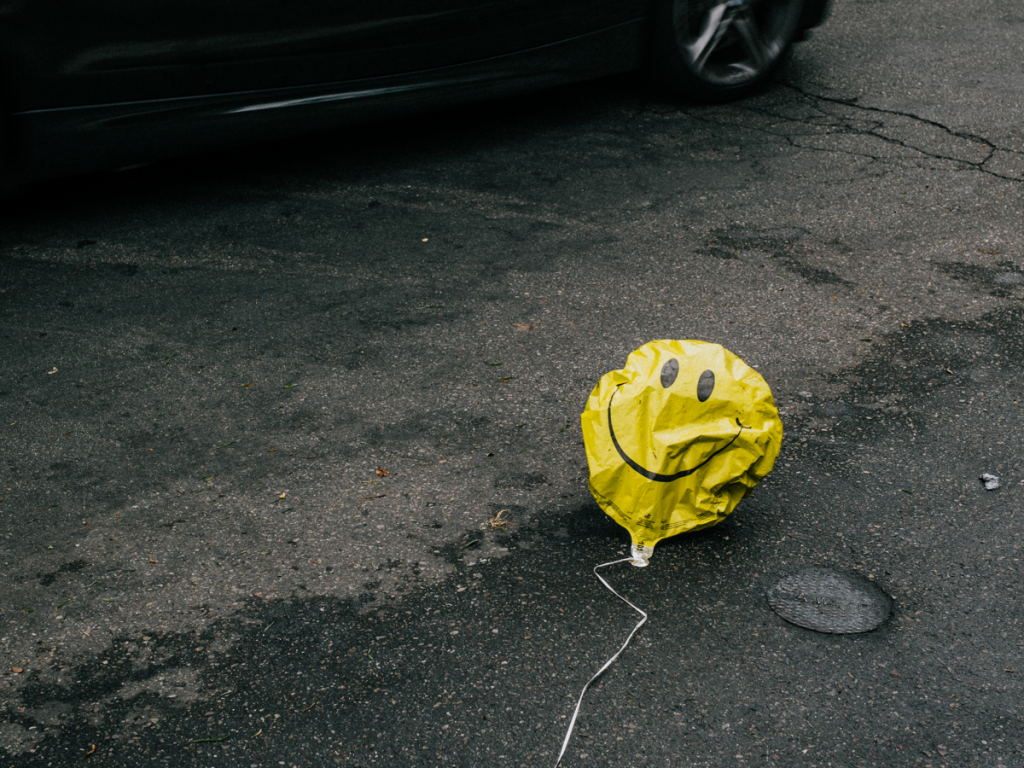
[0,0,830,186]
[14,21,647,182]
[4,0,640,110]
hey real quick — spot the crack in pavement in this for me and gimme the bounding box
[787,84,993,146]
[666,81,1022,183]
[783,84,1023,182]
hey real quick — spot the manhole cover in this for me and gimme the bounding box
[766,568,891,634]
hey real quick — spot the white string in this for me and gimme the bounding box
[554,556,648,767]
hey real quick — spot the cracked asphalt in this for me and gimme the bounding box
[2,1,1023,766]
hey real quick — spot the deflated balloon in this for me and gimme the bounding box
[581,340,782,565]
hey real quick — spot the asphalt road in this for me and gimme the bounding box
[2,1,1024,766]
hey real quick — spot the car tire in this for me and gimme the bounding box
[648,0,806,102]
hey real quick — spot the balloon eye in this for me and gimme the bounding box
[697,369,715,402]
[660,358,679,388]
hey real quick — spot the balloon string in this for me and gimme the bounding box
[554,557,648,767]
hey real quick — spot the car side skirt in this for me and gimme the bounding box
[11,19,645,184]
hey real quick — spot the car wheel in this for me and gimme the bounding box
[649,0,806,102]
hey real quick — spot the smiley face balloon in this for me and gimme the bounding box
[581,340,782,566]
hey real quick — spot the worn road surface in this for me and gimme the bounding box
[2,1,1023,766]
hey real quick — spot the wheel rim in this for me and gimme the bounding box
[675,0,802,86]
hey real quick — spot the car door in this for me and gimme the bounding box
[1,0,641,112]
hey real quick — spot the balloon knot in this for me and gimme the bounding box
[630,543,653,567]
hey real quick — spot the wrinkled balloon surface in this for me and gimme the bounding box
[581,340,782,560]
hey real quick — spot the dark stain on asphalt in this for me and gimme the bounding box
[8,303,1024,766]
[937,260,1024,298]
[812,305,1024,445]
[715,227,808,246]
[36,559,91,588]
[701,227,852,287]
[772,255,851,287]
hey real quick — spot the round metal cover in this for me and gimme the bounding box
[766,568,891,634]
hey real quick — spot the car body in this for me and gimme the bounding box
[0,0,830,186]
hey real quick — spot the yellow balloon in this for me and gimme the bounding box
[581,340,782,565]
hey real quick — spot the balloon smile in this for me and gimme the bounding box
[608,387,748,482]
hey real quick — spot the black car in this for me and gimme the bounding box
[0,0,829,186]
